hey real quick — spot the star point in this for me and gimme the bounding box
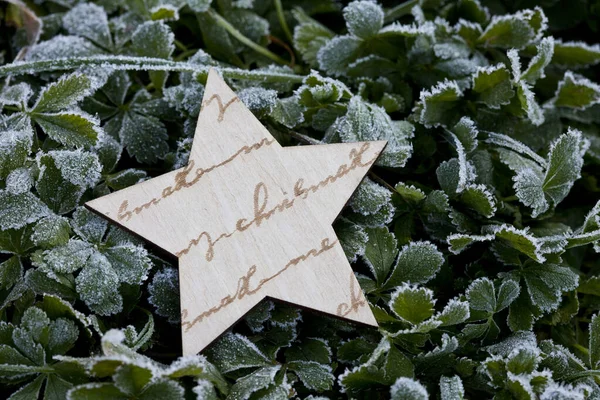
[86,69,385,355]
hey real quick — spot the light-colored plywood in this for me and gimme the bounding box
[86,69,386,355]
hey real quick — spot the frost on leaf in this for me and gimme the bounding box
[552,71,600,110]
[552,40,600,68]
[477,7,547,49]
[63,3,113,51]
[317,35,362,77]
[292,9,334,67]
[75,252,122,316]
[389,284,436,325]
[336,97,413,168]
[418,80,463,128]
[0,191,50,231]
[334,218,368,263]
[514,264,579,312]
[131,21,175,90]
[32,73,98,114]
[227,365,281,399]
[238,87,277,118]
[148,267,180,324]
[204,332,270,373]
[25,35,102,61]
[362,226,398,284]
[343,1,384,40]
[384,241,444,289]
[390,377,428,400]
[521,37,554,84]
[6,167,32,195]
[0,129,33,179]
[440,375,465,400]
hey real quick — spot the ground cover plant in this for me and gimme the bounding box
[1,0,600,398]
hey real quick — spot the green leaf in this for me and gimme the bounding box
[472,64,514,109]
[440,375,465,400]
[48,318,79,356]
[460,184,496,218]
[418,80,463,128]
[590,313,600,369]
[519,264,579,311]
[437,299,470,327]
[553,71,600,110]
[0,129,33,179]
[317,35,362,77]
[119,111,169,164]
[270,97,304,128]
[205,332,271,373]
[385,242,444,289]
[496,280,520,312]
[343,1,384,39]
[363,227,398,284]
[477,8,546,49]
[113,364,152,396]
[7,374,45,400]
[186,0,212,12]
[131,21,174,90]
[521,37,554,84]
[32,111,100,148]
[32,73,94,113]
[466,278,496,314]
[67,383,126,400]
[389,285,436,325]
[390,377,428,400]
[148,267,180,324]
[0,256,22,290]
[75,253,122,315]
[515,79,544,126]
[63,3,113,50]
[44,374,74,400]
[292,9,334,67]
[31,215,71,249]
[0,191,51,231]
[288,361,333,391]
[227,365,280,399]
[552,40,600,68]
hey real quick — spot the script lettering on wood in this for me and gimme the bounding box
[86,68,386,355]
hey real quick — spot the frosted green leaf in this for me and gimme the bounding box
[38,239,94,273]
[466,278,495,313]
[520,264,579,311]
[516,80,544,126]
[227,365,280,400]
[343,1,384,39]
[514,168,547,217]
[270,97,305,128]
[285,338,331,364]
[553,71,600,110]
[205,332,270,373]
[289,361,333,391]
[590,313,600,369]
[32,215,71,248]
[506,347,540,375]
[103,244,151,285]
[0,256,22,290]
[390,377,428,400]
[32,73,94,114]
[0,129,33,179]
[447,233,493,254]
[478,7,546,49]
[363,226,398,284]
[385,241,444,289]
[552,40,600,68]
[292,9,334,67]
[377,22,429,39]
[350,178,393,216]
[521,37,554,84]
[105,169,147,190]
[436,299,470,326]
[36,154,83,214]
[436,159,462,195]
[496,280,520,312]
[25,35,102,61]
[32,111,101,148]
[0,191,51,231]
[418,80,463,128]
[75,252,122,316]
[67,383,125,399]
[71,207,107,244]
[238,87,277,117]
[119,108,169,164]
[296,72,351,107]
[48,318,78,356]
[186,0,212,12]
[113,364,152,395]
[5,168,32,195]
[452,117,479,153]
[317,35,362,77]
[7,375,45,400]
[63,3,113,50]
[336,97,412,168]
[0,83,32,107]
[494,225,545,263]
[440,375,465,400]
[46,150,102,188]
[485,132,547,169]
[394,182,426,205]
[150,5,179,21]
[131,21,175,90]
[460,184,496,218]
[389,284,436,325]
[335,218,368,263]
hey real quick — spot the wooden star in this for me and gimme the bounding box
[86,69,385,355]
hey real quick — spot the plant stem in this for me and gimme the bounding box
[174,39,188,52]
[208,8,290,66]
[384,0,419,23]
[274,0,294,44]
[0,56,305,83]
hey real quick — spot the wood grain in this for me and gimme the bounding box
[86,69,386,355]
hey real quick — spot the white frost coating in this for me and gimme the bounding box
[339,337,390,392]
[507,49,521,80]
[440,375,465,400]
[553,39,600,67]
[5,168,32,194]
[552,71,600,110]
[540,382,590,400]
[522,37,554,83]
[63,3,113,49]
[456,18,483,34]
[25,35,102,61]
[485,131,547,167]
[517,80,545,126]
[419,79,462,128]
[238,87,277,114]
[481,7,547,49]
[150,4,180,21]
[343,1,384,39]
[435,298,470,326]
[40,149,102,188]
[193,379,215,399]
[506,372,536,398]
[388,283,437,322]
[463,183,497,218]
[446,232,495,254]
[390,377,428,400]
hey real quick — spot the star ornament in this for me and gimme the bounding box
[86,69,386,355]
